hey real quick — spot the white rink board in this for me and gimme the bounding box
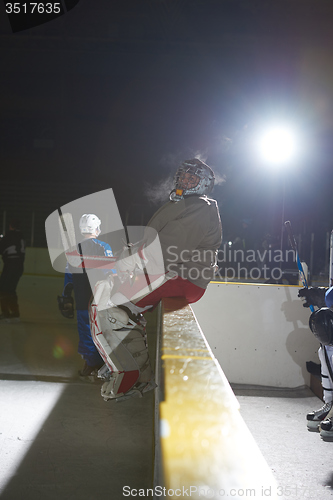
[191,282,320,388]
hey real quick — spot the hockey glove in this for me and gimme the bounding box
[298,287,328,309]
[57,295,74,319]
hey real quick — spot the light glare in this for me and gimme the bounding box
[258,126,298,165]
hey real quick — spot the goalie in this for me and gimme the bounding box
[299,285,333,440]
[89,158,222,402]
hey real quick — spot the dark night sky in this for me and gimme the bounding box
[1,0,333,250]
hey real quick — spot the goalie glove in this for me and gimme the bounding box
[57,295,74,319]
[298,287,328,309]
[57,281,75,319]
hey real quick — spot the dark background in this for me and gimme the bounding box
[1,0,333,276]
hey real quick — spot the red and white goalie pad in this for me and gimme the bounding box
[89,280,153,400]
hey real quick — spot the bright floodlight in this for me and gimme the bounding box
[258,126,298,165]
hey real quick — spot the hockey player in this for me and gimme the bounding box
[58,214,114,377]
[0,219,25,322]
[89,158,222,401]
[299,286,333,440]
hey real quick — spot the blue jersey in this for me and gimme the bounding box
[80,238,113,258]
[326,287,333,309]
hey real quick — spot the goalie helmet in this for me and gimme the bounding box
[169,158,215,202]
[79,214,101,237]
[309,308,333,345]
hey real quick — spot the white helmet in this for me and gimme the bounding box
[79,214,101,236]
[169,158,215,202]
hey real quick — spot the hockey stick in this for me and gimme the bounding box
[57,209,85,270]
[124,225,152,293]
[58,209,76,251]
[284,220,314,312]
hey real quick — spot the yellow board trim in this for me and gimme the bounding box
[161,347,209,353]
[161,354,213,361]
[210,280,300,287]
[158,297,277,496]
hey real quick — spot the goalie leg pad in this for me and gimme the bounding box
[318,345,333,402]
[89,303,153,400]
